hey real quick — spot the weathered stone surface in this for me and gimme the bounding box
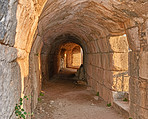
[109,36,128,53]
[0,0,17,46]
[129,76,148,119]
[0,44,17,62]
[103,70,112,89]
[0,61,21,119]
[108,53,128,71]
[128,51,139,77]
[0,0,148,119]
[139,51,148,79]
[146,20,148,45]
[0,0,8,41]
[102,53,110,70]
[126,27,140,51]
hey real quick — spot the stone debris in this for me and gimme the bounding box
[94,96,99,101]
[91,103,95,106]
[50,100,55,105]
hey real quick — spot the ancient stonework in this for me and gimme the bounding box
[0,0,148,119]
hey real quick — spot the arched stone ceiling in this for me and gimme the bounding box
[36,0,147,49]
[38,0,127,43]
[41,33,88,55]
[13,0,148,53]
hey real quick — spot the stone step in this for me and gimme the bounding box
[113,100,129,118]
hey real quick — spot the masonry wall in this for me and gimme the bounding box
[0,1,148,119]
[0,0,21,118]
[86,36,129,103]
[0,0,46,118]
[126,20,148,119]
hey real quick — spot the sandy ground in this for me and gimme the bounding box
[33,68,125,119]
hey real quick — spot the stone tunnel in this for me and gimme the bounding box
[0,0,148,119]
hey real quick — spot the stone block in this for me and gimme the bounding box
[92,79,97,92]
[102,87,112,102]
[137,107,148,119]
[124,19,137,29]
[128,51,139,77]
[132,78,148,109]
[96,68,104,85]
[96,53,102,67]
[86,64,92,77]
[0,0,17,46]
[87,54,93,65]
[91,40,99,53]
[97,38,109,53]
[129,77,137,104]
[94,67,98,80]
[87,76,92,86]
[129,102,137,119]
[0,44,17,62]
[139,51,148,79]
[92,54,96,66]
[109,36,128,52]
[146,19,148,45]
[126,27,140,51]
[102,53,110,70]
[92,66,96,80]
[87,42,93,53]
[137,87,147,109]
[109,53,128,71]
[103,70,112,89]
[0,61,21,119]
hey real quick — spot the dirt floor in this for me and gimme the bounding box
[33,68,125,119]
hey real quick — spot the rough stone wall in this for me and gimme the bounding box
[126,20,148,119]
[17,0,148,118]
[0,0,21,118]
[0,44,21,119]
[29,34,43,111]
[14,0,47,118]
[0,0,46,118]
[1,0,148,119]
[110,36,129,92]
[86,35,129,103]
[0,0,17,46]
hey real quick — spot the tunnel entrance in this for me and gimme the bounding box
[41,34,87,82]
[50,42,85,82]
[59,43,83,70]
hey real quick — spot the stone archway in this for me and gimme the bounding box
[0,0,148,119]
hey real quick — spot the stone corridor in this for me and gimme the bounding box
[0,0,148,119]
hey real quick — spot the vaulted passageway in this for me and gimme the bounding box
[0,0,148,119]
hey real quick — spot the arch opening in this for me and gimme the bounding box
[41,34,87,81]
